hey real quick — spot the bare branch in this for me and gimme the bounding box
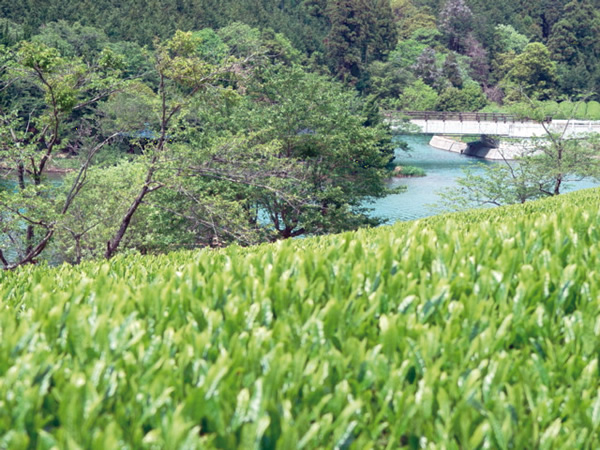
[4,228,54,270]
[61,132,120,214]
[0,249,8,267]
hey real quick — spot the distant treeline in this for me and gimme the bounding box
[1,0,599,106]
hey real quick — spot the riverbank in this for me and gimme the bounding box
[392,165,426,178]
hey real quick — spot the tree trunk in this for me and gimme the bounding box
[104,183,151,260]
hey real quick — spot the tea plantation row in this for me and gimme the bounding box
[1,188,600,448]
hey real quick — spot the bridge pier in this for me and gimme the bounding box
[429,135,536,160]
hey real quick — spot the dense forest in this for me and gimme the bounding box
[2,0,600,104]
[1,0,599,267]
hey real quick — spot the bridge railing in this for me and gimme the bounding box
[388,111,552,123]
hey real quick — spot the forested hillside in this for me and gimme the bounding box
[1,0,599,104]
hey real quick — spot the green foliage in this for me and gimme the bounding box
[482,100,600,120]
[31,21,110,63]
[191,29,230,64]
[436,81,487,112]
[393,164,426,176]
[0,18,25,46]
[0,37,129,267]
[2,187,600,447]
[586,101,600,120]
[548,0,600,70]
[441,52,462,88]
[218,23,302,67]
[53,162,147,263]
[236,65,395,238]
[501,43,558,101]
[436,158,552,210]
[324,0,397,84]
[492,24,529,54]
[0,0,330,54]
[17,41,62,71]
[364,60,410,108]
[389,39,428,71]
[0,0,598,107]
[398,79,438,111]
[546,0,600,97]
[391,0,439,41]
[2,25,398,266]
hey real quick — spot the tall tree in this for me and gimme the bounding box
[442,52,462,88]
[412,47,441,88]
[501,42,558,101]
[324,0,397,83]
[102,30,240,259]
[238,65,394,238]
[548,0,600,95]
[0,41,124,268]
[438,0,473,53]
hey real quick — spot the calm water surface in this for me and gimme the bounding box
[369,135,599,223]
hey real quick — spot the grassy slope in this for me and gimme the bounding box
[1,188,600,448]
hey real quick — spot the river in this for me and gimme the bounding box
[369,134,600,223]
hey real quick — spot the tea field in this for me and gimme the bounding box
[1,188,600,448]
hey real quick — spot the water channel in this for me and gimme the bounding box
[369,134,600,223]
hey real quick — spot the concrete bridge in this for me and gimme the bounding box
[390,111,600,138]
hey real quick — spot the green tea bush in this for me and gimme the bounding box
[1,188,600,448]
[479,101,600,120]
[557,101,576,119]
[541,100,560,118]
[586,101,600,120]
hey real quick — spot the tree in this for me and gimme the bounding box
[398,79,438,110]
[547,0,600,96]
[370,0,399,61]
[412,47,441,88]
[436,160,550,211]
[96,27,396,258]
[32,21,110,63]
[436,81,487,111]
[438,0,473,53]
[52,161,147,263]
[324,0,397,84]
[102,30,242,259]
[391,0,438,40]
[464,34,489,84]
[0,41,124,269]
[233,65,395,238]
[501,43,558,101]
[548,0,600,68]
[364,59,411,107]
[1,22,398,267]
[492,24,529,55]
[442,52,462,88]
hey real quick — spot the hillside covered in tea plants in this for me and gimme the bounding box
[1,187,600,448]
